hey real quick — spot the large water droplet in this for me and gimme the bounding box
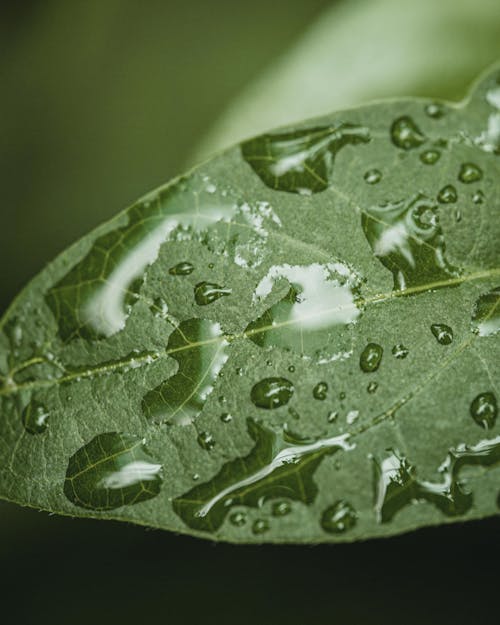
[361,194,459,291]
[241,123,370,194]
[321,500,357,533]
[194,282,232,306]
[437,184,457,204]
[142,319,228,425]
[458,163,483,184]
[169,261,194,275]
[470,392,497,429]
[64,432,163,510]
[430,323,453,345]
[390,116,425,150]
[313,382,328,400]
[360,343,383,372]
[246,262,361,360]
[471,287,500,337]
[251,377,294,410]
[22,401,50,435]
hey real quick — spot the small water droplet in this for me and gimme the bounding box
[197,431,216,451]
[471,287,500,337]
[454,209,462,223]
[367,381,378,394]
[437,184,457,205]
[390,116,425,150]
[230,511,247,527]
[22,401,50,435]
[206,183,216,194]
[430,323,454,345]
[458,163,483,184]
[169,261,194,276]
[360,343,383,372]
[392,344,409,359]
[235,367,243,376]
[472,190,485,204]
[251,377,294,410]
[313,382,328,400]
[194,282,232,306]
[364,169,382,184]
[327,411,338,423]
[321,500,357,533]
[420,149,440,165]
[288,365,296,373]
[346,410,359,425]
[425,102,445,119]
[220,412,233,423]
[150,297,169,319]
[272,500,292,517]
[193,473,200,481]
[339,392,346,401]
[252,519,270,535]
[470,392,497,429]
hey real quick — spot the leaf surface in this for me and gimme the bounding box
[1,65,499,543]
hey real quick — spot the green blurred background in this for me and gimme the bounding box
[1,1,499,623]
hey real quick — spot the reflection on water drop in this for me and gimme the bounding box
[458,163,483,184]
[194,282,232,306]
[471,287,500,337]
[230,511,247,527]
[361,194,459,291]
[364,169,382,184]
[64,432,163,510]
[360,343,383,373]
[430,323,453,345]
[321,500,357,533]
[169,261,194,275]
[420,150,440,165]
[241,123,370,194]
[173,418,353,532]
[470,392,497,429]
[272,500,292,517]
[142,319,228,425]
[425,102,445,119]
[198,431,216,451]
[313,382,328,400]
[22,401,50,435]
[392,344,409,359]
[437,184,457,204]
[367,381,378,394]
[252,519,270,535]
[251,377,294,410]
[246,262,361,360]
[390,116,425,150]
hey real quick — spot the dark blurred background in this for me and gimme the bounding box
[1,1,499,623]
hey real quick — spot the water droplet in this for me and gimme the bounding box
[313,382,328,400]
[22,401,49,435]
[425,102,445,119]
[64,433,163,510]
[230,511,247,527]
[458,163,483,184]
[327,411,338,423]
[208,263,215,269]
[194,282,232,306]
[472,190,485,204]
[390,116,425,150]
[470,392,497,429]
[220,413,233,423]
[346,410,359,425]
[142,319,228,425]
[251,377,294,410]
[321,500,357,533]
[364,169,382,184]
[206,183,216,194]
[198,431,216,451]
[471,287,500,337]
[169,261,194,276]
[437,184,457,204]
[454,209,462,223]
[339,392,346,401]
[150,297,169,319]
[288,365,296,373]
[272,500,292,517]
[242,123,370,194]
[173,418,352,532]
[235,367,243,376]
[430,323,453,345]
[252,519,270,535]
[367,381,378,394]
[361,194,459,291]
[360,343,383,372]
[420,149,440,165]
[392,344,409,359]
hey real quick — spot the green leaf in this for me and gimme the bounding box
[0,64,499,544]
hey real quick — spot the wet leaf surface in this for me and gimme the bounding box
[0,65,499,543]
